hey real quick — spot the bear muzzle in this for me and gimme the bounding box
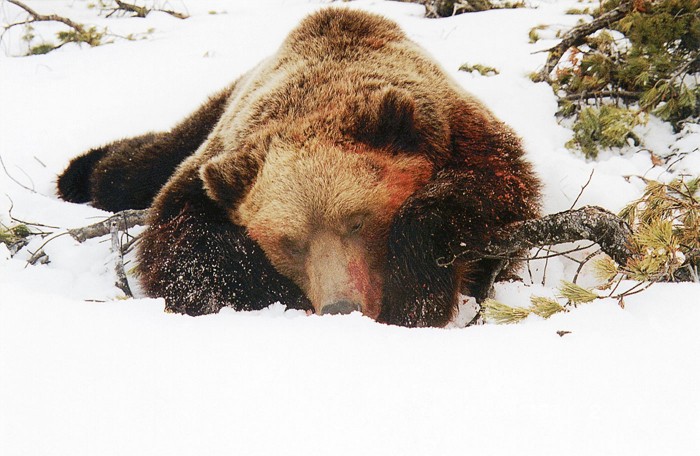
[306,231,381,319]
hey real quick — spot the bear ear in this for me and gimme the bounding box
[200,152,260,213]
[359,87,420,150]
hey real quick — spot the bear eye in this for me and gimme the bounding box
[281,237,307,257]
[348,216,365,234]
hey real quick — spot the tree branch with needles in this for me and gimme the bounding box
[2,0,106,54]
[533,0,634,83]
[4,0,89,35]
[2,0,188,55]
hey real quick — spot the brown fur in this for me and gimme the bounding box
[58,9,541,327]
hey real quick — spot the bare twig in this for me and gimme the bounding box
[5,195,61,231]
[609,280,654,300]
[528,181,598,281]
[570,169,595,210]
[110,220,132,297]
[121,232,141,254]
[539,244,597,263]
[439,240,598,266]
[0,155,36,193]
[537,167,597,287]
[540,247,550,286]
[572,248,603,284]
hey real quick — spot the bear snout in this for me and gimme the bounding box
[306,231,381,318]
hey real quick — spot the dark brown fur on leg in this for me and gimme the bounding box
[379,162,539,327]
[139,165,312,316]
[57,85,234,212]
[140,209,311,315]
[465,258,507,302]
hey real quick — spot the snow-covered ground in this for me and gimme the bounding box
[1,1,698,455]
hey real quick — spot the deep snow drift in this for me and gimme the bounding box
[1,1,698,455]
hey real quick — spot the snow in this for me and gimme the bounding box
[1,1,699,455]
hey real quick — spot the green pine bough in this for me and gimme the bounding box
[536,0,699,158]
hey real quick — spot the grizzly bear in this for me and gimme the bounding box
[57,8,541,327]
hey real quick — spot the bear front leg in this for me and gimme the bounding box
[139,207,310,316]
[378,204,461,328]
[378,168,537,327]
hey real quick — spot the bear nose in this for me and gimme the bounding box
[320,300,361,316]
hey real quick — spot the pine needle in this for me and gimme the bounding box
[529,296,566,318]
[636,220,676,250]
[458,63,499,76]
[557,281,599,303]
[593,256,619,282]
[482,299,531,324]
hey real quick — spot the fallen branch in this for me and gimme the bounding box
[108,0,188,20]
[439,205,634,300]
[486,205,633,265]
[112,0,148,17]
[68,209,148,242]
[534,0,633,82]
[403,0,502,18]
[4,0,88,35]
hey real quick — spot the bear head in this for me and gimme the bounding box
[200,88,435,318]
